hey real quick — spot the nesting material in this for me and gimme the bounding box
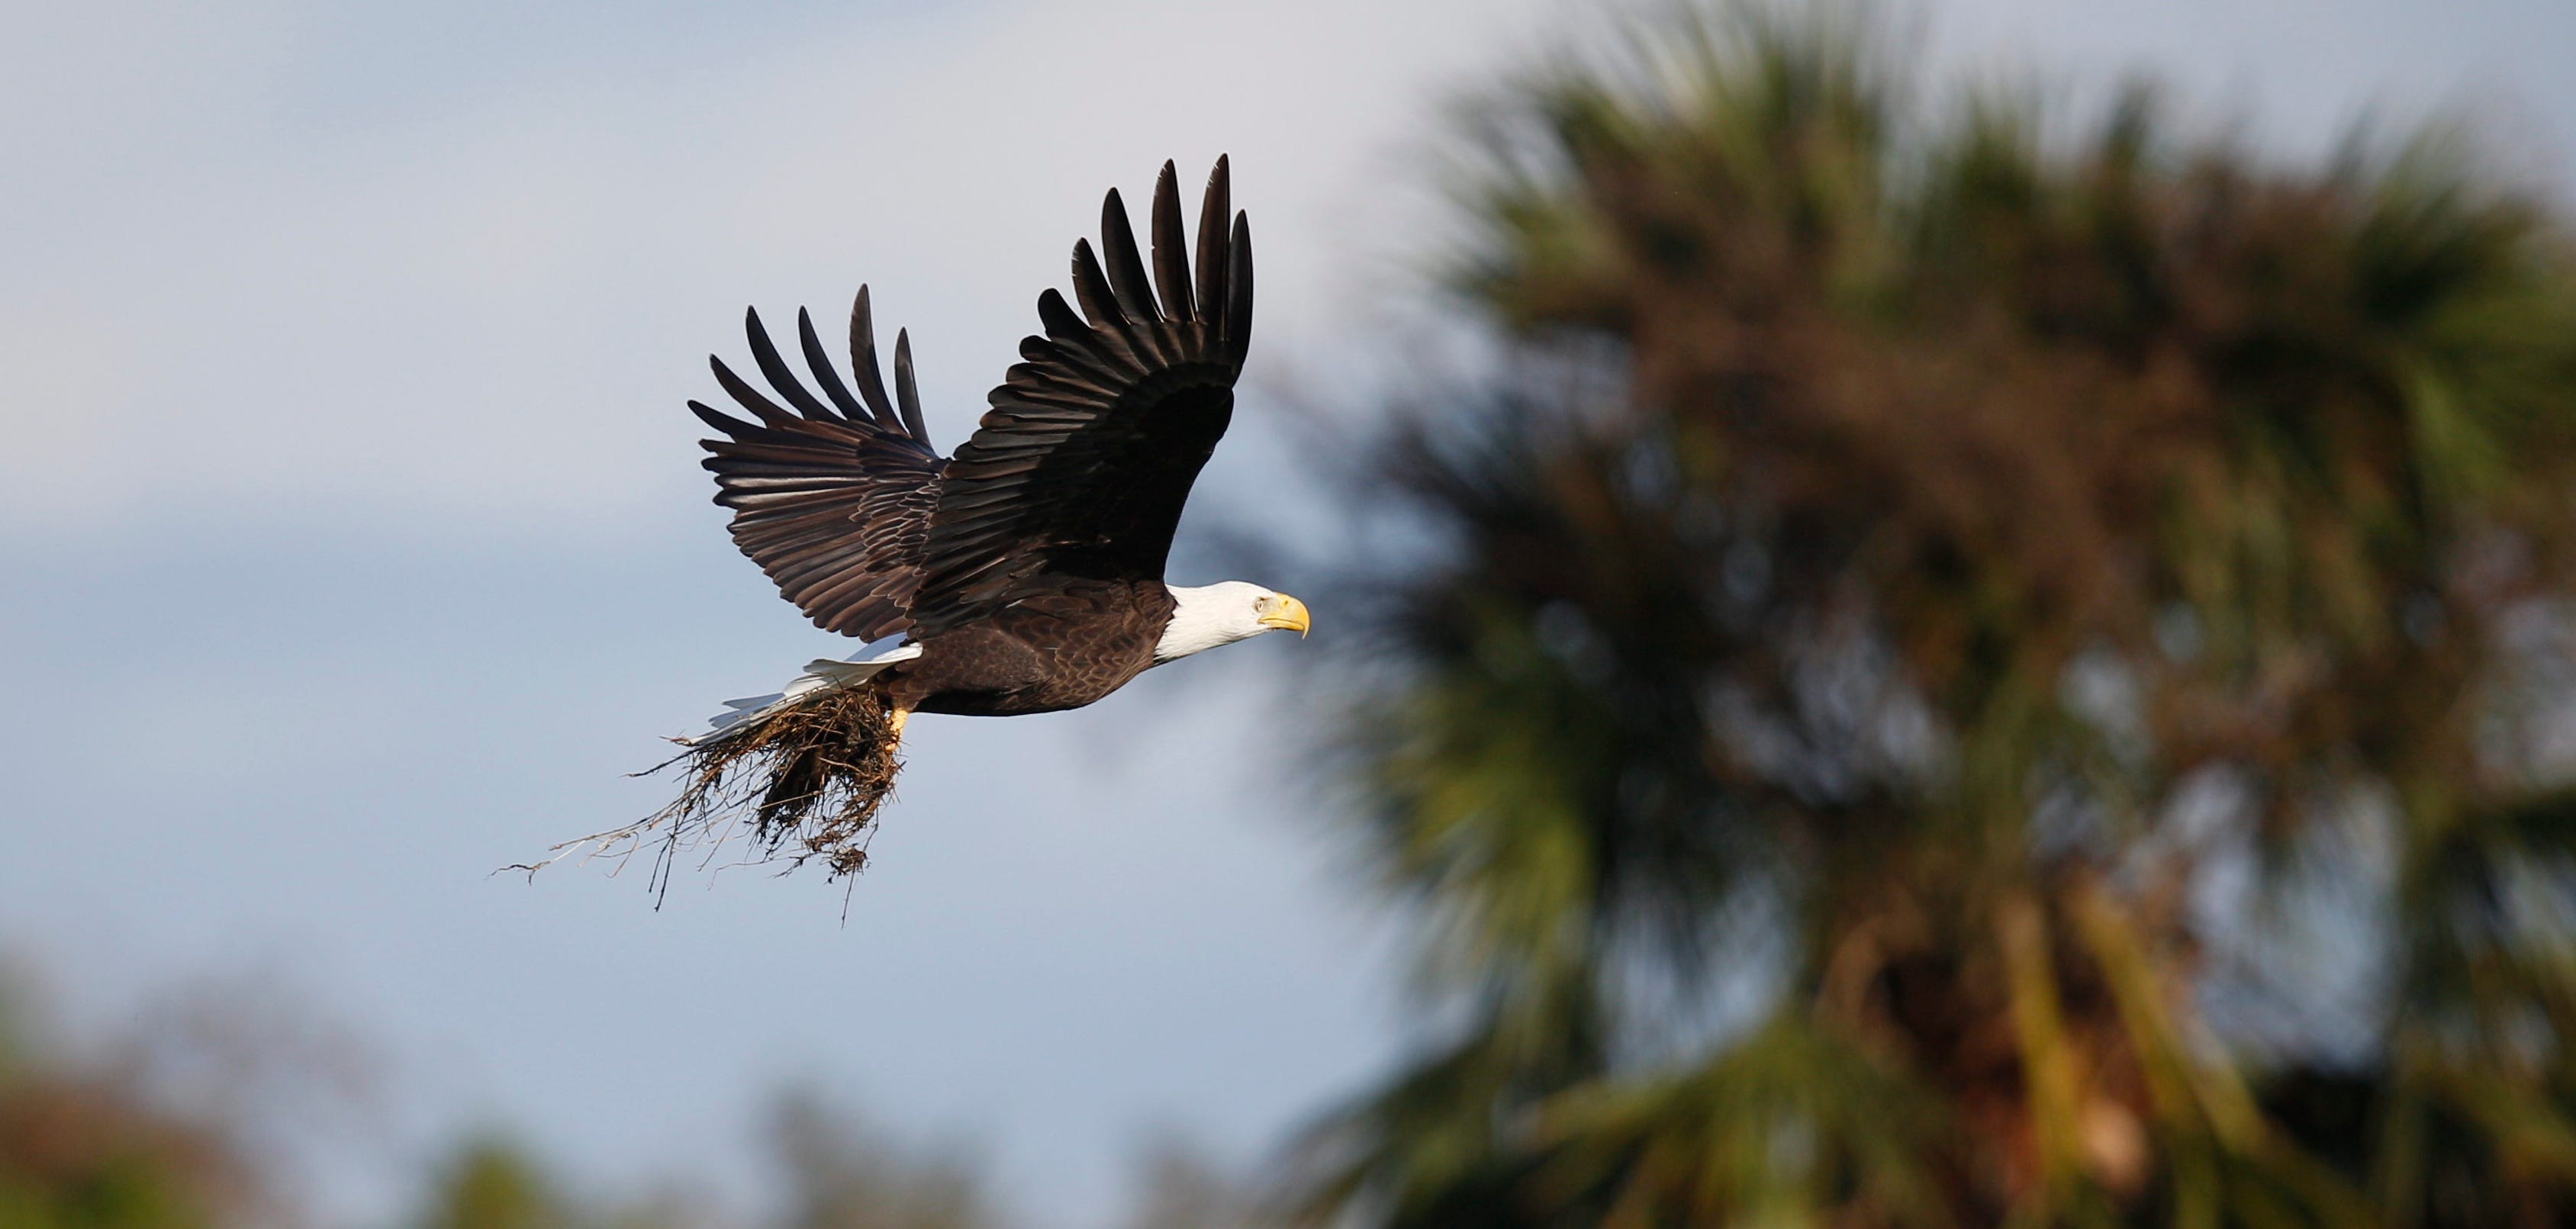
[526,684,900,896]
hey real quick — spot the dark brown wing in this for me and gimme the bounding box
[692,288,944,641]
[906,156,1253,638]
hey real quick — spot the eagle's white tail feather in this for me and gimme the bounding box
[686,643,922,745]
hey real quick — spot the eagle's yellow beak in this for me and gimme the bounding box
[1259,594,1312,638]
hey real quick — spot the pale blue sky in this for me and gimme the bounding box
[2,1,2570,1225]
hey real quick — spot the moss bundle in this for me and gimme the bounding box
[526,685,901,898]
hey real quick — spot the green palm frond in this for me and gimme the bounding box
[1292,2,2576,1226]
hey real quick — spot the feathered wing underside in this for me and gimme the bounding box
[692,289,944,641]
[905,156,1254,639]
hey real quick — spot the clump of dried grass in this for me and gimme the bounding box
[520,684,901,901]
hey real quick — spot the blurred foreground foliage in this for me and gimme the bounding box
[0,976,258,1229]
[1296,4,2576,1227]
[0,973,1257,1229]
[404,1098,993,1229]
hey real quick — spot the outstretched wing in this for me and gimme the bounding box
[691,288,945,641]
[906,156,1253,638]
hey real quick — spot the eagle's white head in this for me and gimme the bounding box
[1156,581,1312,663]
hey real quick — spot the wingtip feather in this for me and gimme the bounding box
[1225,211,1254,368]
[1068,237,1124,330]
[1150,160,1193,320]
[893,328,931,446]
[1194,158,1232,323]
[847,285,900,428]
[797,306,867,420]
[1099,186,1161,325]
[745,305,839,422]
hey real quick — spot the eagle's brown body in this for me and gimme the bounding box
[882,578,1176,716]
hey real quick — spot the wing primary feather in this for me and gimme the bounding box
[689,399,755,436]
[797,307,868,420]
[1225,212,1254,369]
[893,329,930,446]
[1068,238,1125,329]
[1099,188,1161,323]
[1035,288,1087,340]
[1195,155,1231,323]
[710,355,801,428]
[1150,160,1193,320]
[745,307,839,422]
[847,286,900,428]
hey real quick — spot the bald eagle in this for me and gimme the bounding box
[646,157,1305,878]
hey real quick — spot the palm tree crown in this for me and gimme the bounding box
[1296,8,2576,1226]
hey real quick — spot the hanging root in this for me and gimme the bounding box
[520,685,903,896]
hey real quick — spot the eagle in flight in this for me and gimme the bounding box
[641,157,1306,878]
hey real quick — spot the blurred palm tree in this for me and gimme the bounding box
[766,1094,993,1229]
[1291,5,2576,1227]
[414,1141,568,1229]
